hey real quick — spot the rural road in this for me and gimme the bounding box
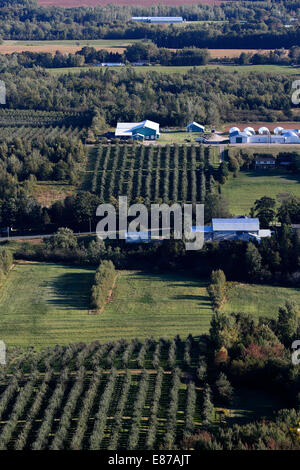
[0,226,177,242]
[0,231,96,241]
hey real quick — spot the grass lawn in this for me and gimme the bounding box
[0,262,95,348]
[100,271,212,341]
[159,130,204,144]
[222,283,300,318]
[47,64,300,76]
[0,264,213,348]
[222,169,300,215]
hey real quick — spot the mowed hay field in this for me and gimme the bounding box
[48,64,300,76]
[0,263,213,348]
[101,271,212,340]
[222,169,300,215]
[223,283,300,318]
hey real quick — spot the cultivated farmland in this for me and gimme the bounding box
[0,339,204,450]
[0,42,276,58]
[83,144,218,204]
[0,336,282,450]
[0,110,88,143]
[0,39,139,55]
[0,125,86,143]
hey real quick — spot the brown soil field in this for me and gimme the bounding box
[209,49,276,58]
[0,44,276,58]
[0,44,126,55]
[38,0,224,6]
[223,122,300,132]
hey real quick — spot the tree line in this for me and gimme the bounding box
[6,44,300,71]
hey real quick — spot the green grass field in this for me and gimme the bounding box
[222,169,300,215]
[223,283,300,318]
[0,263,212,348]
[159,130,205,144]
[101,271,212,341]
[227,145,300,156]
[48,64,300,76]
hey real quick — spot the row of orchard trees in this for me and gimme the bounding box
[5,335,207,374]
[90,260,116,310]
[0,339,236,450]
[91,144,218,205]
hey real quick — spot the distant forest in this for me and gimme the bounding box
[0,0,299,49]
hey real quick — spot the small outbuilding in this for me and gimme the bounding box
[255,155,276,169]
[186,122,205,133]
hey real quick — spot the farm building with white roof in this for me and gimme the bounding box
[229,127,300,144]
[115,120,160,140]
[193,217,271,243]
[125,218,271,245]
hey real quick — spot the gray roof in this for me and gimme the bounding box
[212,218,259,232]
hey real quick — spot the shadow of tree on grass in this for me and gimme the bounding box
[45,268,94,311]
